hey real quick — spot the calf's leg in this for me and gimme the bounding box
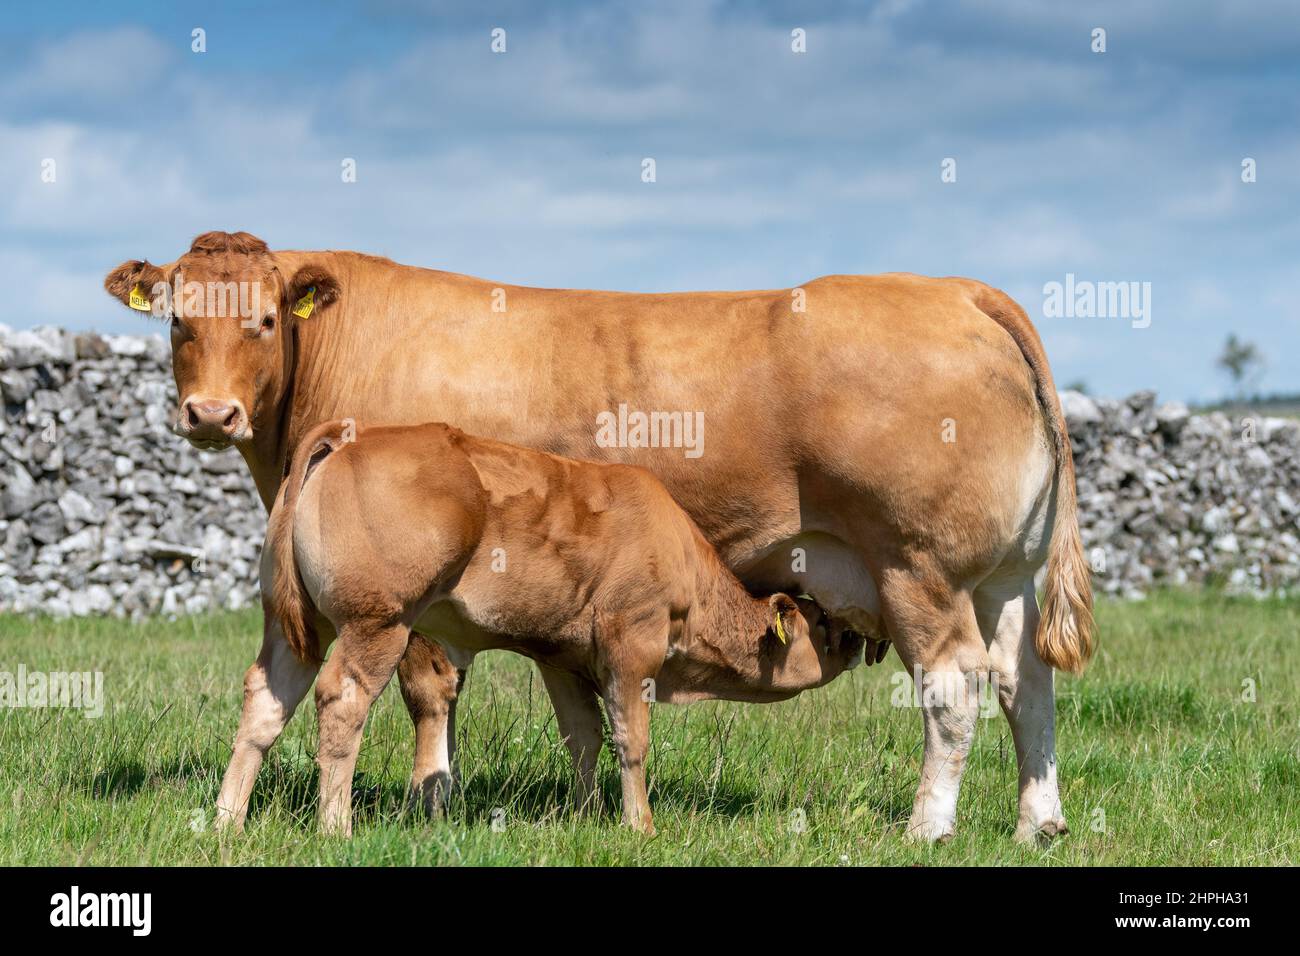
[397,634,463,815]
[538,663,605,810]
[976,578,1068,842]
[596,626,663,835]
[603,679,653,835]
[316,622,411,837]
[215,617,323,832]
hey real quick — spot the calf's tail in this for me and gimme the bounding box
[271,420,350,662]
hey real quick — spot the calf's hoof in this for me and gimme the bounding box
[623,814,657,837]
[213,807,244,835]
[318,814,354,839]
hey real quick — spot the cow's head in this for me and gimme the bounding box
[105,231,339,451]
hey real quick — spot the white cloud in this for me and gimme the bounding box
[0,6,1295,404]
[4,27,174,107]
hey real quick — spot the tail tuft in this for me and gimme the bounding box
[1036,488,1095,673]
[970,283,1096,672]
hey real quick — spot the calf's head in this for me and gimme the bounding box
[105,231,338,451]
[762,594,866,693]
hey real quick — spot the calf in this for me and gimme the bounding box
[232,420,862,836]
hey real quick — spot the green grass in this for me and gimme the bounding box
[0,591,1296,865]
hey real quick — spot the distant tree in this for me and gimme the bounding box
[1062,379,1089,395]
[1216,334,1264,402]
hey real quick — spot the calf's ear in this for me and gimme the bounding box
[285,264,341,319]
[767,593,808,647]
[104,260,167,317]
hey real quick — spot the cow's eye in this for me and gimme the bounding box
[260,315,276,334]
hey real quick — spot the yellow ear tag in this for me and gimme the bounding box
[774,610,788,644]
[128,284,152,312]
[292,286,316,319]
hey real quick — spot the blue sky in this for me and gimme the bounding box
[2,0,1297,402]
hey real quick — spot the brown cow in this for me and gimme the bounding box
[252,419,864,835]
[105,231,1093,843]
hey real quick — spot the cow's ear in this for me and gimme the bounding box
[285,264,341,319]
[104,260,167,317]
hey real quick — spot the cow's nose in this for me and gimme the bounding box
[181,398,246,443]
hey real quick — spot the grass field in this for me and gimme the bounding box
[0,591,1295,866]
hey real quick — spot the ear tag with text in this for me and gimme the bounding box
[774,610,788,644]
[128,284,152,312]
[292,286,316,319]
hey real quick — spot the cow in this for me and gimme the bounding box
[104,230,1093,843]
[262,419,865,836]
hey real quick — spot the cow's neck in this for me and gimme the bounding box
[236,444,277,512]
[239,324,305,512]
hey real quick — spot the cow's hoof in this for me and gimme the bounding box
[1016,817,1070,845]
[404,792,444,819]
[905,818,955,843]
[406,772,452,817]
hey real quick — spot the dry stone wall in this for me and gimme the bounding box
[2,325,1297,617]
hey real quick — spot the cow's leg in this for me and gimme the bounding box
[538,663,605,810]
[881,570,988,843]
[397,634,462,815]
[316,622,410,837]
[215,616,323,832]
[976,577,1068,842]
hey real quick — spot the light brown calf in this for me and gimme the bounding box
[222,420,862,836]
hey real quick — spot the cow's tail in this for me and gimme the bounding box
[270,420,349,663]
[971,284,1095,673]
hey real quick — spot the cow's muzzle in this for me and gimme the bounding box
[176,396,249,449]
